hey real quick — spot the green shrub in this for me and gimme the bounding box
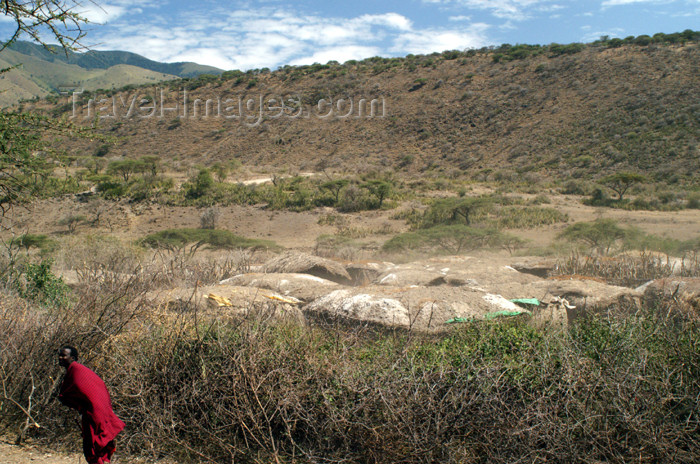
[129,176,174,202]
[141,228,278,251]
[57,214,87,233]
[549,42,584,56]
[530,194,551,205]
[362,179,393,209]
[442,50,461,60]
[314,234,368,259]
[420,197,493,228]
[96,179,129,199]
[184,169,215,200]
[557,219,627,255]
[338,184,370,212]
[167,118,182,130]
[561,180,588,195]
[687,194,700,209]
[600,172,647,202]
[210,163,229,182]
[418,195,561,231]
[622,228,700,255]
[319,179,350,206]
[94,143,111,157]
[106,159,148,182]
[15,234,57,253]
[496,206,568,229]
[583,188,614,207]
[390,207,423,228]
[383,224,509,254]
[18,260,70,307]
[257,177,318,212]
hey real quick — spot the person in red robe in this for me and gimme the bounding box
[58,346,125,464]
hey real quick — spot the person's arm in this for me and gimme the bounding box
[58,391,85,411]
[58,369,90,413]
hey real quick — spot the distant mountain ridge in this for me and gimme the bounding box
[5,41,223,77]
[0,41,224,107]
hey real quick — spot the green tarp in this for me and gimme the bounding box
[510,298,540,306]
[445,299,539,324]
[484,309,531,320]
[445,317,473,324]
[446,309,531,324]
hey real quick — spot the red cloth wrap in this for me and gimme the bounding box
[58,362,125,452]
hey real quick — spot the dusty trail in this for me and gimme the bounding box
[0,439,178,464]
[0,440,80,464]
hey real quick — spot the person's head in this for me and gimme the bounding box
[58,345,78,368]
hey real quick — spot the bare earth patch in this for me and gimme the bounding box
[0,439,81,464]
[0,438,179,464]
[4,194,700,252]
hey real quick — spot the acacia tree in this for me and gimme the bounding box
[362,179,392,209]
[421,225,500,254]
[422,196,493,228]
[0,1,91,216]
[320,179,349,205]
[106,159,148,182]
[557,218,627,255]
[1,0,88,51]
[382,224,510,255]
[601,172,647,202]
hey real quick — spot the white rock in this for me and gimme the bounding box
[483,294,522,312]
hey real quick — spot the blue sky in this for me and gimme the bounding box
[3,0,699,70]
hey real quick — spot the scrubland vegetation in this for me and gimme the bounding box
[0,247,699,463]
[2,197,700,463]
[2,30,699,463]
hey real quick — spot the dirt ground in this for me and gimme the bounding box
[0,438,179,464]
[1,190,699,462]
[3,192,699,252]
[0,439,82,464]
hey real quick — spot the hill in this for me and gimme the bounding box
[0,41,224,107]
[4,41,223,77]
[30,34,700,183]
[3,31,700,464]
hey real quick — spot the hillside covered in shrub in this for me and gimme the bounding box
[30,31,699,185]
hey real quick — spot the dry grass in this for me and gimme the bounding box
[1,271,698,463]
[1,234,699,463]
[551,251,700,287]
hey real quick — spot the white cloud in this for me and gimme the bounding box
[539,3,565,11]
[602,0,651,5]
[422,0,554,20]
[601,0,685,6]
[76,1,145,24]
[0,0,142,41]
[391,23,490,54]
[88,7,492,70]
[77,4,126,23]
[580,28,625,42]
[358,13,413,30]
[290,46,382,66]
[168,48,237,70]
